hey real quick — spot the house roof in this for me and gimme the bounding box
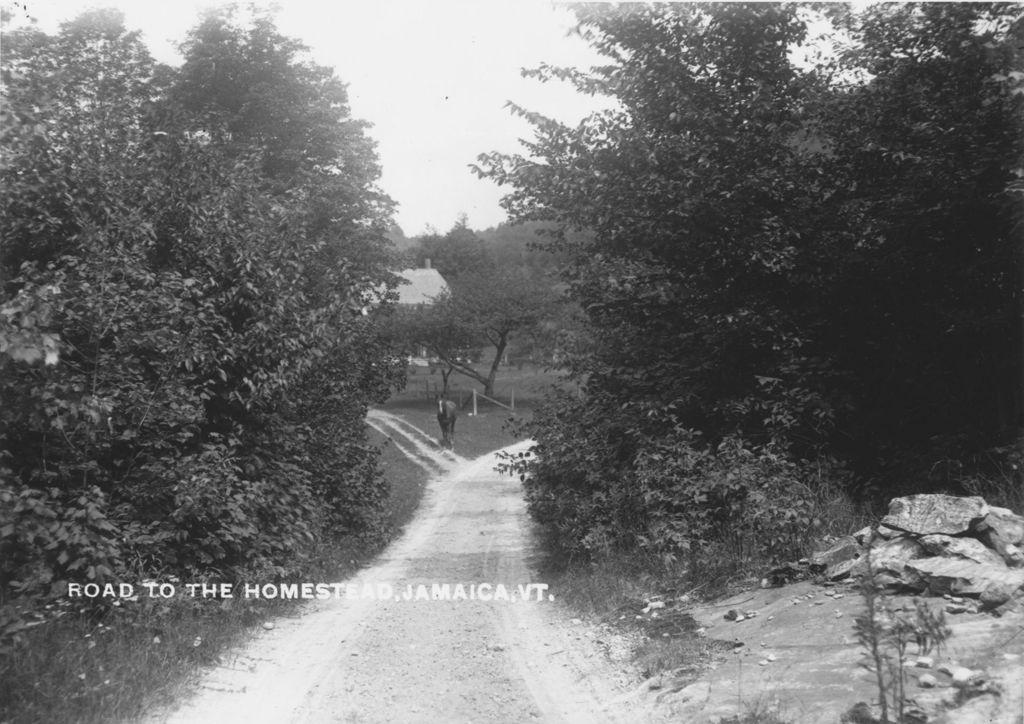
[395,268,449,305]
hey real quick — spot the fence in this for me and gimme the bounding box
[418,381,515,414]
[467,388,514,416]
[419,379,466,407]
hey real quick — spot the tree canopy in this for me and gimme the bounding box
[1,8,403,616]
[475,2,1024,560]
[392,219,561,395]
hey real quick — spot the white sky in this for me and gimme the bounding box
[7,0,611,235]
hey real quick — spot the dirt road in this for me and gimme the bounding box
[151,410,640,723]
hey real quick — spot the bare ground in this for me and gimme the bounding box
[146,410,646,724]
[143,408,1024,723]
[654,578,1024,723]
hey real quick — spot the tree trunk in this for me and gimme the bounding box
[484,334,508,397]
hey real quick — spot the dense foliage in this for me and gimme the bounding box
[477,3,1024,563]
[0,8,403,631]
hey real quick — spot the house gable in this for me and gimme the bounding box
[395,267,449,305]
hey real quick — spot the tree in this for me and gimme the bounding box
[475,220,581,275]
[812,3,1024,469]
[392,266,559,396]
[474,2,1024,561]
[169,5,394,273]
[395,217,564,396]
[408,216,490,281]
[389,297,476,394]
[1,8,402,612]
[385,221,414,252]
[477,3,829,449]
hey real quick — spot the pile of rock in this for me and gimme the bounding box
[811,494,1024,610]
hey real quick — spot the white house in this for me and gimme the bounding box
[395,259,448,306]
[394,260,449,366]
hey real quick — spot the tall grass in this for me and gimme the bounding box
[961,467,1024,514]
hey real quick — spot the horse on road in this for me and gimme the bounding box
[436,395,458,450]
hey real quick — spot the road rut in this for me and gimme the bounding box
[151,410,637,723]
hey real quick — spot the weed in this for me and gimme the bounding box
[852,553,951,723]
[961,465,1024,518]
[718,705,792,724]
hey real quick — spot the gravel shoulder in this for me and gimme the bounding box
[147,410,643,723]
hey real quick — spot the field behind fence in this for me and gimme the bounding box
[387,360,573,411]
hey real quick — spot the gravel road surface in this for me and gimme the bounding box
[150,410,641,723]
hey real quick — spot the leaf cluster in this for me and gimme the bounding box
[479,3,1024,559]
[390,220,564,394]
[0,7,403,641]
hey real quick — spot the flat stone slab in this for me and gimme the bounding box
[853,536,925,579]
[811,536,861,571]
[905,556,1024,597]
[977,506,1024,545]
[882,494,988,536]
[975,507,1024,567]
[919,534,1008,568]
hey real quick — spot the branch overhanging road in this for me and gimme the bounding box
[150,410,643,724]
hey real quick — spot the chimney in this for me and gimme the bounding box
[424,258,431,269]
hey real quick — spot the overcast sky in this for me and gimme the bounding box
[8,0,611,235]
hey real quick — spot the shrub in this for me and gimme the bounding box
[502,389,845,572]
[0,9,403,642]
[1,484,122,602]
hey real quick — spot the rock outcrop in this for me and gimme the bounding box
[880,494,988,536]
[805,494,1024,607]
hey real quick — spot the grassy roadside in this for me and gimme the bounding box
[0,419,440,724]
[391,364,744,688]
[0,535,378,724]
[392,361,570,411]
[381,358,556,462]
[0,373,537,724]
[529,484,874,698]
[8,359,883,723]
[536,499,874,675]
[380,398,531,461]
[534,550,734,684]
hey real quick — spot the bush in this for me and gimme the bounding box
[0,9,403,643]
[1,484,122,602]
[481,3,1023,573]
[502,389,849,572]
